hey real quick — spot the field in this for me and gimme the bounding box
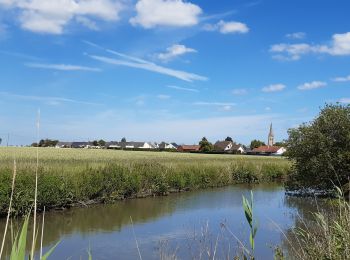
[0,147,291,216]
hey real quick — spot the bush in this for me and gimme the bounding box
[286,104,350,191]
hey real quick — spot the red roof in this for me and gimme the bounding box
[252,146,281,153]
[178,145,200,151]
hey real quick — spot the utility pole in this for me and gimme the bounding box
[6,133,9,147]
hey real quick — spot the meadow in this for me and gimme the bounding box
[0,147,290,216]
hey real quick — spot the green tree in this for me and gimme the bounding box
[92,140,98,146]
[199,137,213,152]
[121,137,126,142]
[286,103,350,190]
[274,141,286,147]
[250,139,265,149]
[225,136,233,142]
[98,139,106,147]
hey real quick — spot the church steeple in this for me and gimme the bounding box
[268,123,274,146]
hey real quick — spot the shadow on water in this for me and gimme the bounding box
[0,183,326,259]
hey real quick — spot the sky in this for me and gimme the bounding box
[0,0,349,146]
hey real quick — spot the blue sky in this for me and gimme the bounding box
[0,0,349,145]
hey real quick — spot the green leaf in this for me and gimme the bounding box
[41,241,60,260]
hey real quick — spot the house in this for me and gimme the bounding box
[171,143,179,149]
[214,141,245,154]
[177,145,200,152]
[55,142,73,148]
[106,141,156,149]
[71,142,93,148]
[252,146,286,156]
[158,142,177,150]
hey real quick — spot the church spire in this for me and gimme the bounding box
[268,123,274,146]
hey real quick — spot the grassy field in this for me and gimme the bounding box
[0,147,290,216]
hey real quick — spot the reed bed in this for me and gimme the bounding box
[0,147,290,216]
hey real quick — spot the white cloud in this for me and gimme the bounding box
[157,94,170,100]
[167,85,199,92]
[332,74,350,82]
[339,98,350,104]
[0,91,101,106]
[157,44,197,62]
[89,54,207,82]
[270,32,350,60]
[25,63,101,72]
[218,20,249,34]
[130,0,202,28]
[0,0,123,34]
[297,81,327,90]
[203,20,249,34]
[75,16,99,30]
[193,101,236,106]
[286,32,306,39]
[232,88,247,95]
[262,84,286,92]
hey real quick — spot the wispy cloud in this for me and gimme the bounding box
[0,50,42,61]
[84,40,207,82]
[25,63,102,72]
[167,85,199,92]
[270,32,350,60]
[262,84,286,92]
[332,74,350,82]
[232,88,248,95]
[89,54,207,82]
[297,81,327,90]
[286,32,306,40]
[157,94,171,100]
[193,101,236,106]
[157,44,197,62]
[0,92,101,106]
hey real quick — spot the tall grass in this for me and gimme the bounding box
[284,188,350,259]
[0,147,290,216]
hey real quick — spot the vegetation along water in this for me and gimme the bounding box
[0,148,290,216]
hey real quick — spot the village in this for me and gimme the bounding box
[47,124,287,156]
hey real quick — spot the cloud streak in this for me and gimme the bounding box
[0,91,101,106]
[89,54,207,82]
[25,63,102,72]
[262,84,286,92]
[167,85,199,92]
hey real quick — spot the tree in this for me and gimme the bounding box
[199,137,213,152]
[250,139,265,149]
[98,139,106,147]
[92,140,99,146]
[0,138,2,145]
[225,136,233,142]
[274,141,286,147]
[34,139,59,147]
[286,103,350,191]
[121,137,126,142]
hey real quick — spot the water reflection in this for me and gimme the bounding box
[0,184,326,259]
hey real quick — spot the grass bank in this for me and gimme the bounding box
[0,147,290,216]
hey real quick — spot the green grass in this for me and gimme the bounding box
[0,147,290,216]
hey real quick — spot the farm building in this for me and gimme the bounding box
[177,145,200,152]
[252,146,286,156]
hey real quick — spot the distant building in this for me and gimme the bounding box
[268,123,274,146]
[177,145,200,152]
[252,146,286,156]
[105,141,156,149]
[55,142,72,148]
[214,141,245,154]
[158,142,177,150]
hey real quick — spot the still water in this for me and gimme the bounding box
[1,184,322,259]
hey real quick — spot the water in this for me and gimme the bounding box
[0,184,323,259]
